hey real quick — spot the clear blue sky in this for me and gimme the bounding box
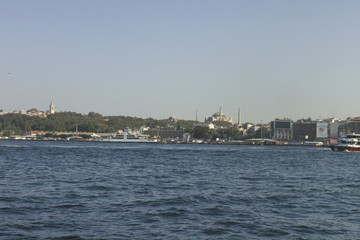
[2,0,360,123]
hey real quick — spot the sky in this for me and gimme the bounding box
[1,0,360,123]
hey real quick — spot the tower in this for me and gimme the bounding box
[238,108,241,125]
[49,101,55,114]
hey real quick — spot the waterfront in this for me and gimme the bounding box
[0,141,359,239]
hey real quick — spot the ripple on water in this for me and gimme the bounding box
[1,142,360,239]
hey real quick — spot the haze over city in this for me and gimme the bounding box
[2,0,360,123]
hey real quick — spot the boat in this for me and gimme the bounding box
[66,123,83,141]
[101,131,157,143]
[66,136,83,141]
[330,133,360,152]
[303,141,324,147]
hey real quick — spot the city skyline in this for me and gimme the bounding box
[0,101,355,125]
[2,1,360,123]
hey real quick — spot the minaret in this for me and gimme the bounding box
[238,108,241,125]
[49,101,55,114]
[240,109,242,125]
[196,109,198,122]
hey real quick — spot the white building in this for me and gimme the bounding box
[194,122,215,129]
[49,102,55,114]
[316,121,328,139]
[328,119,346,139]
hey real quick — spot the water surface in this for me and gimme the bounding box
[0,141,359,239]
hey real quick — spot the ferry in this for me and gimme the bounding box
[329,133,360,152]
[101,132,157,143]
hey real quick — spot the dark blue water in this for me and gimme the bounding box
[0,140,359,239]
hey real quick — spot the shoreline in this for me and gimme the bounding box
[0,138,330,147]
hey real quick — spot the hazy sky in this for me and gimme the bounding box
[2,0,360,123]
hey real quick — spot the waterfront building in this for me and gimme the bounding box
[316,121,329,140]
[270,118,293,141]
[293,120,316,141]
[338,117,360,137]
[328,119,346,139]
[144,127,185,140]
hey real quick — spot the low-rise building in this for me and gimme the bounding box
[193,122,215,129]
[239,123,255,136]
[270,118,293,141]
[144,127,185,140]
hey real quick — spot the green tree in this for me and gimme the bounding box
[192,126,210,139]
[253,126,270,139]
[212,121,233,128]
[88,112,103,119]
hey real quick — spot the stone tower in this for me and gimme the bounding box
[49,101,55,114]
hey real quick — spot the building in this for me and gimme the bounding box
[49,102,55,114]
[293,120,329,142]
[144,127,185,140]
[193,122,215,129]
[338,117,360,136]
[293,120,316,141]
[239,123,253,134]
[328,119,346,139]
[316,121,328,140]
[168,116,179,122]
[207,108,233,123]
[270,119,293,141]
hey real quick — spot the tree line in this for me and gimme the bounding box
[0,112,269,140]
[0,112,196,135]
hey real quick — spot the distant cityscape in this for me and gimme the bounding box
[1,101,360,144]
[0,102,55,117]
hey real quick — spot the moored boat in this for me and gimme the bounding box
[330,133,360,152]
[100,131,157,143]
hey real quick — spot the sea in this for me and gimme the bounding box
[0,140,359,240]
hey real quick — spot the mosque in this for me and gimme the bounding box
[206,108,233,123]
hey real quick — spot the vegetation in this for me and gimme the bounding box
[253,125,270,139]
[0,112,266,140]
[0,112,197,135]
